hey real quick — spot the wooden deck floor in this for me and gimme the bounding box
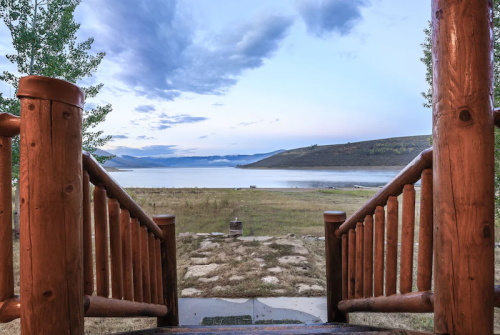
[115,324,432,335]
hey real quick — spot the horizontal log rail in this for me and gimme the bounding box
[338,291,434,313]
[82,150,163,239]
[0,113,20,137]
[0,296,20,324]
[337,148,433,236]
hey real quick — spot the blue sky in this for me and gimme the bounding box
[0,0,432,157]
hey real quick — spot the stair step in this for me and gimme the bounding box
[116,324,413,335]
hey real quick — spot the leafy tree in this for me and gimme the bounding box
[0,0,114,236]
[420,0,500,219]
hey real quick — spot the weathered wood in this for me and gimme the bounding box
[432,0,494,333]
[0,295,20,324]
[109,198,123,300]
[155,238,163,305]
[83,295,167,318]
[131,218,143,302]
[0,113,20,137]
[0,136,13,302]
[338,291,434,314]
[323,211,347,323]
[337,148,432,236]
[373,206,385,297]
[141,225,151,303]
[18,75,84,335]
[149,232,158,305]
[155,214,179,327]
[385,196,398,296]
[348,229,356,300]
[363,215,373,298]
[121,209,134,301]
[417,169,433,292]
[341,234,348,301]
[400,184,415,294]
[82,151,163,239]
[355,222,364,299]
[82,171,94,295]
[94,185,110,298]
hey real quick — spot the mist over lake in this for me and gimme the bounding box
[108,167,403,189]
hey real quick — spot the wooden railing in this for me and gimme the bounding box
[0,76,179,334]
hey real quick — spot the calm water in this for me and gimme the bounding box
[108,167,402,189]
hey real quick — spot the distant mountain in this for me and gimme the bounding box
[240,135,431,169]
[92,148,285,168]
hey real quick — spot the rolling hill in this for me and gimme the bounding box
[240,135,431,169]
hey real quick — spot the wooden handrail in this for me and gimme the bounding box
[338,291,434,313]
[0,296,20,324]
[83,295,167,318]
[0,113,20,137]
[82,151,163,239]
[337,147,433,236]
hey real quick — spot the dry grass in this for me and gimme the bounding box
[2,187,500,334]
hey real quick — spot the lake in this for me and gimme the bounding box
[108,167,403,189]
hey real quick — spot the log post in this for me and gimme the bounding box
[121,209,134,301]
[417,169,433,292]
[432,0,494,333]
[131,218,143,302]
[154,214,179,327]
[373,206,385,297]
[355,222,364,299]
[385,196,398,296]
[0,135,13,303]
[108,198,123,300]
[82,171,94,295]
[323,211,347,323]
[18,75,84,335]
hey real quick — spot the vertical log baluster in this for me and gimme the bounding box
[82,171,94,296]
[155,238,163,305]
[94,185,109,298]
[155,214,179,327]
[141,225,151,303]
[323,211,347,323]
[149,232,158,304]
[355,222,364,299]
[0,135,13,302]
[342,234,348,300]
[363,215,373,298]
[108,198,123,300]
[417,169,433,292]
[400,184,416,294]
[131,218,143,302]
[121,209,133,301]
[347,228,356,300]
[385,196,398,296]
[374,206,385,297]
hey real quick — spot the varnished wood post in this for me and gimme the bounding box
[154,214,179,327]
[374,206,385,297]
[108,198,123,299]
[94,185,109,297]
[323,211,347,323]
[432,0,494,333]
[385,196,398,296]
[417,169,433,292]
[0,136,13,302]
[347,229,356,300]
[131,218,143,302]
[341,234,348,301]
[155,238,163,304]
[121,209,134,301]
[148,232,158,304]
[400,184,415,294]
[355,222,364,299]
[82,171,94,295]
[141,225,151,303]
[363,215,373,298]
[18,76,84,335]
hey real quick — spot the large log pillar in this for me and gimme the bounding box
[18,76,84,335]
[432,1,494,334]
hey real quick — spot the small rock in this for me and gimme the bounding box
[198,276,219,283]
[212,285,231,291]
[262,276,280,284]
[318,237,325,241]
[196,233,211,237]
[275,239,303,247]
[179,232,194,238]
[181,288,202,297]
[272,289,286,294]
[295,266,310,273]
[254,258,265,263]
[185,263,219,278]
[278,255,308,265]
[191,257,209,265]
[229,275,244,281]
[235,256,243,261]
[197,251,212,256]
[237,236,273,242]
[296,284,323,293]
[268,267,283,273]
[286,233,295,238]
[200,241,221,250]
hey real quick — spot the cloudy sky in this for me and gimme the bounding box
[0,0,432,157]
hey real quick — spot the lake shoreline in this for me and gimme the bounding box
[237,165,405,171]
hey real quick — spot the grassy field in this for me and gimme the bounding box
[2,187,500,334]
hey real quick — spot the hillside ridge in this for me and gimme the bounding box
[241,135,431,169]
